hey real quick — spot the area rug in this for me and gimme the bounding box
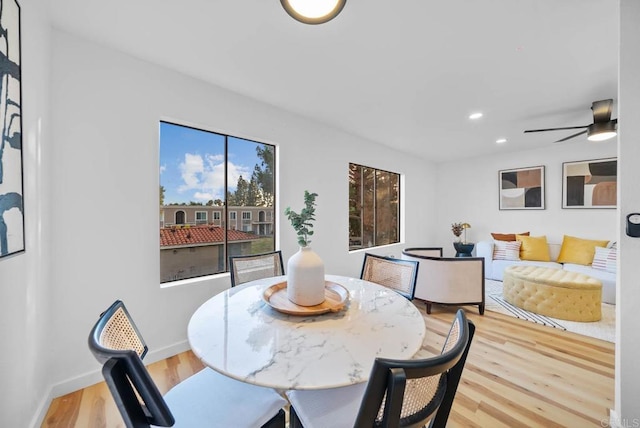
[485,280,615,343]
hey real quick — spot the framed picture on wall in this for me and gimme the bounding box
[498,165,545,210]
[0,0,24,259]
[562,158,617,209]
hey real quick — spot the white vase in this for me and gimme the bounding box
[287,246,326,306]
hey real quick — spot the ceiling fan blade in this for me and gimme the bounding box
[591,99,613,123]
[554,129,588,143]
[524,125,588,133]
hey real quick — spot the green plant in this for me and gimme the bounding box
[285,191,318,247]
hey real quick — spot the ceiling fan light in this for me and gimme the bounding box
[587,122,617,142]
[281,0,346,24]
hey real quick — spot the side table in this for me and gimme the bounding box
[453,242,475,257]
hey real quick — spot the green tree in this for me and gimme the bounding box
[234,175,249,206]
[252,145,274,206]
[160,185,165,206]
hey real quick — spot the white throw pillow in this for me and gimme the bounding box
[493,240,521,261]
[592,246,617,273]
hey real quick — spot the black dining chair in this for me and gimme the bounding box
[286,309,475,428]
[360,252,420,300]
[88,300,287,428]
[229,250,285,287]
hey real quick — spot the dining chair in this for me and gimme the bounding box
[229,250,285,287]
[360,253,420,300]
[88,300,287,428]
[286,309,475,428]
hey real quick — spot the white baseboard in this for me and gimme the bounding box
[30,386,54,428]
[29,340,190,428]
[610,409,620,428]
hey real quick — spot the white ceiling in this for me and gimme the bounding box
[47,0,619,162]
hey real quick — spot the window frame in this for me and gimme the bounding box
[159,121,277,284]
[348,162,401,251]
[195,211,208,224]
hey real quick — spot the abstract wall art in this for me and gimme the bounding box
[562,158,617,209]
[0,0,23,258]
[499,165,545,210]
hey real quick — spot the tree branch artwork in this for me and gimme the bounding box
[0,0,23,258]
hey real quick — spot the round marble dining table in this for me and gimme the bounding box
[188,274,426,391]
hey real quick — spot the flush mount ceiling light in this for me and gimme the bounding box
[468,112,483,120]
[281,0,347,24]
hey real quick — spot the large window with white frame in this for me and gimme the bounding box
[348,163,400,251]
[159,121,276,283]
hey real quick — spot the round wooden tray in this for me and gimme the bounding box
[263,281,349,316]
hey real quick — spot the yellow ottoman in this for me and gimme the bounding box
[503,265,602,322]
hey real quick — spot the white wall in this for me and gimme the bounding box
[47,29,437,396]
[435,143,617,257]
[0,0,52,426]
[615,0,640,424]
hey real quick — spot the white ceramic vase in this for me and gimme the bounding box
[287,246,326,306]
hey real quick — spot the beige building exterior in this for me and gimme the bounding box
[161,205,274,236]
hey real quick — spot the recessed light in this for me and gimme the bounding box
[469,112,483,120]
[496,138,507,144]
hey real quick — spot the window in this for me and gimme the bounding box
[349,163,400,251]
[195,211,207,224]
[242,211,251,220]
[159,121,276,283]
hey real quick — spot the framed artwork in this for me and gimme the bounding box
[562,158,617,209]
[0,0,24,258]
[499,165,545,210]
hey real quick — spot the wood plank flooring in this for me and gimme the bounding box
[42,305,614,427]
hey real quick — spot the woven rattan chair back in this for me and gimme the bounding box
[354,309,475,428]
[229,251,284,287]
[99,304,147,359]
[88,300,175,427]
[360,253,419,300]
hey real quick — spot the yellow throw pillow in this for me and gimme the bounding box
[557,235,610,266]
[516,235,550,261]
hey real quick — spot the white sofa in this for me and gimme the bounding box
[476,240,616,305]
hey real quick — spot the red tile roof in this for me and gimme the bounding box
[160,225,259,247]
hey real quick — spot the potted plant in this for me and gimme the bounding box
[285,191,325,306]
[451,222,463,242]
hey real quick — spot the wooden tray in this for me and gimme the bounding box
[263,281,349,316]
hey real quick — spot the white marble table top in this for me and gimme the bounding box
[188,274,426,390]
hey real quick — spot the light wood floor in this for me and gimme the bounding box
[43,305,614,427]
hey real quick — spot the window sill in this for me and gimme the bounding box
[160,272,230,289]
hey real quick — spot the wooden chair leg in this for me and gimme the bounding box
[426,302,432,314]
[479,303,485,315]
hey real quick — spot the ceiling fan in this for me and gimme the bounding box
[524,99,618,143]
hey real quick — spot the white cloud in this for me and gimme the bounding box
[177,152,252,201]
[193,191,213,201]
[178,153,204,192]
[160,164,166,174]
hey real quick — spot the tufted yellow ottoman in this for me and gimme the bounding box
[503,265,602,322]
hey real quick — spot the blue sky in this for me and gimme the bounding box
[159,122,263,204]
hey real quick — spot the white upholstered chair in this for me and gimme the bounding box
[402,248,485,315]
